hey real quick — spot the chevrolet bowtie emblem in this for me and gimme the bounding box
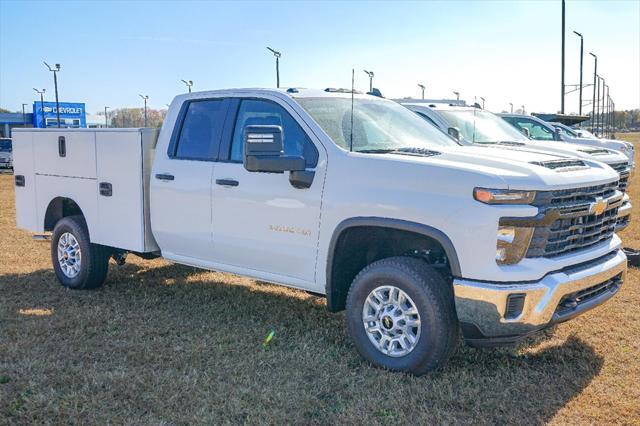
[589,197,608,216]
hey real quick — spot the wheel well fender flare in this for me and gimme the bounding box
[325,217,461,310]
[43,196,86,232]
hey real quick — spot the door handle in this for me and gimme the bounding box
[155,173,174,181]
[216,178,239,187]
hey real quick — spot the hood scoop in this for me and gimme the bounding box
[578,147,611,155]
[530,159,587,171]
[392,147,441,157]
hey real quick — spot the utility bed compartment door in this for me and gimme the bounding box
[33,131,96,178]
[12,131,38,231]
[94,131,149,252]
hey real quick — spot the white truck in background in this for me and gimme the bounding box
[401,102,633,231]
[12,88,627,375]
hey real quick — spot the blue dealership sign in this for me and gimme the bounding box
[32,101,86,128]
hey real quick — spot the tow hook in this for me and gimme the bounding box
[112,252,128,266]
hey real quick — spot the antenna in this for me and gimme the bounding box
[350,68,355,152]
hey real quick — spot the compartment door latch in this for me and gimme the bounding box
[58,136,66,157]
[99,182,112,197]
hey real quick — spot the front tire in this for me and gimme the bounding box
[51,216,109,290]
[345,256,458,375]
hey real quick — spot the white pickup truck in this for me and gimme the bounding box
[13,88,628,375]
[401,102,633,231]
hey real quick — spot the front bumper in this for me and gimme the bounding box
[453,249,627,346]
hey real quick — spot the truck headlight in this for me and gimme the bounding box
[474,188,536,204]
[496,226,534,265]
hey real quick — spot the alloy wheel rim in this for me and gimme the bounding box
[362,285,421,357]
[57,232,82,278]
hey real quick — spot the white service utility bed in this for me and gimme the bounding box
[13,128,160,253]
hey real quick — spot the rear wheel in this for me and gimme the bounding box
[51,216,109,290]
[345,256,458,375]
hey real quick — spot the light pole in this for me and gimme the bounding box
[104,106,109,128]
[509,103,513,113]
[599,76,605,136]
[21,103,28,125]
[560,0,565,113]
[139,94,149,127]
[522,105,526,115]
[594,74,600,135]
[573,31,583,115]
[480,97,486,109]
[603,84,611,137]
[453,91,460,101]
[181,79,193,93]
[589,52,597,131]
[418,83,425,100]
[363,70,374,92]
[611,99,615,135]
[43,61,61,127]
[33,88,46,128]
[266,47,281,88]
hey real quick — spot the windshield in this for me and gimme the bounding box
[437,109,529,144]
[0,140,11,152]
[576,129,597,138]
[552,123,578,137]
[295,97,459,152]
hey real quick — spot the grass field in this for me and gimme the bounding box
[1,135,639,424]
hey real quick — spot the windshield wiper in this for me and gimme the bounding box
[355,148,397,153]
[497,141,526,146]
[356,147,441,157]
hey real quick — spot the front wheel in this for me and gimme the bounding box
[51,216,109,290]
[345,256,458,375]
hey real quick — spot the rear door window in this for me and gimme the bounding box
[173,99,228,160]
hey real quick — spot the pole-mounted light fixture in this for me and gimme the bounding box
[181,79,193,93]
[139,94,149,127]
[267,47,281,88]
[417,83,426,100]
[363,70,374,93]
[573,31,584,115]
[33,88,46,128]
[43,61,62,127]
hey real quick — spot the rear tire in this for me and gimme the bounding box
[345,256,458,375]
[51,216,109,290]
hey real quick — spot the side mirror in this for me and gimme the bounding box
[447,127,461,141]
[243,125,305,173]
[521,127,531,138]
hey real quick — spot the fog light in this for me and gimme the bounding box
[496,226,534,265]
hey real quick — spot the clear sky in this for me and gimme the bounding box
[1,0,638,115]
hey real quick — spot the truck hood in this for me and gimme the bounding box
[370,144,619,190]
[481,140,628,166]
[560,135,634,166]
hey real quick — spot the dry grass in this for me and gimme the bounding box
[1,136,640,424]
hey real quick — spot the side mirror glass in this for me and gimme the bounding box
[447,127,461,141]
[243,125,305,173]
[521,127,531,138]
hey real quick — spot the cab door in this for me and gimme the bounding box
[151,98,231,261]
[211,97,326,286]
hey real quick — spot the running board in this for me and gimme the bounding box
[32,234,52,242]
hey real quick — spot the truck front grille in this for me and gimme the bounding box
[609,162,630,193]
[526,181,621,258]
